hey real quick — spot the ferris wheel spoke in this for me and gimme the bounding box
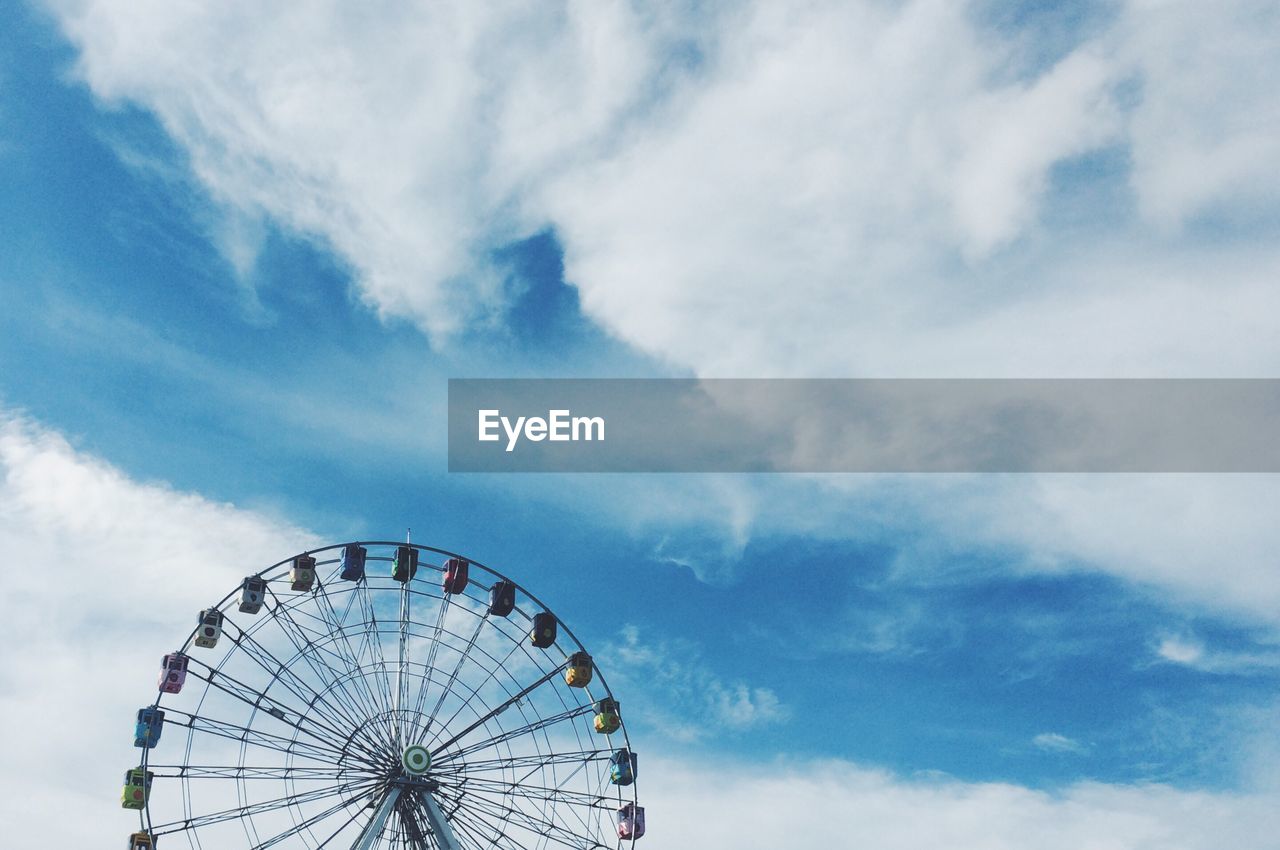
[431,749,611,777]
[185,660,387,767]
[411,609,486,747]
[513,742,596,790]
[259,589,393,755]
[250,787,373,850]
[166,707,350,763]
[304,793,384,850]
[413,788,507,850]
[222,616,378,751]
[434,703,593,766]
[394,794,439,850]
[445,783,588,844]
[427,801,515,850]
[311,581,399,741]
[264,587,367,691]
[450,772,612,810]
[395,580,413,743]
[403,588,453,735]
[429,663,567,759]
[335,590,402,749]
[448,790,603,850]
[267,590,382,716]
[426,635,529,747]
[442,805,529,850]
[368,798,412,850]
[192,636,354,743]
[354,578,399,729]
[442,812,508,850]
[456,784,612,845]
[153,775,379,835]
[401,807,433,850]
[445,767,611,833]
[148,764,369,781]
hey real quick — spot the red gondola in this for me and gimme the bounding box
[442,557,469,594]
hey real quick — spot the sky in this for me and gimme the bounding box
[1,0,1279,847]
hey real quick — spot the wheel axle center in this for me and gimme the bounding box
[402,744,431,776]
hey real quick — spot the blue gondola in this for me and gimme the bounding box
[339,544,366,581]
[531,612,557,648]
[134,707,165,749]
[488,581,516,616]
[609,748,638,786]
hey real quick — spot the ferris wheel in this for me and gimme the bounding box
[122,541,645,849]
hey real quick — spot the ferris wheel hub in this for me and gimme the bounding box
[402,743,432,775]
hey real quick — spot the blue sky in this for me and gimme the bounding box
[3,1,1280,846]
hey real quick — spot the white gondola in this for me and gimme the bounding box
[194,608,224,648]
[238,576,266,614]
[290,554,316,591]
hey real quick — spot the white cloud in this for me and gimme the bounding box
[1033,732,1088,755]
[1120,0,1280,228]
[1154,632,1280,674]
[1157,635,1206,665]
[42,0,1133,372]
[44,0,1278,380]
[556,471,1280,627]
[45,0,699,338]
[645,755,1280,849]
[3,411,1273,848]
[918,474,1280,623]
[38,0,1280,635]
[545,1,1123,377]
[42,0,1280,376]
[0,409,314,843]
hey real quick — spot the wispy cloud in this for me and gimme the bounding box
[1156,635,1207,665]
[1033,732,1088,755]
[606,624,790,741]
[1153,632,1280,674]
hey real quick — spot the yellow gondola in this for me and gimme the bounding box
[565,651,593,688]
